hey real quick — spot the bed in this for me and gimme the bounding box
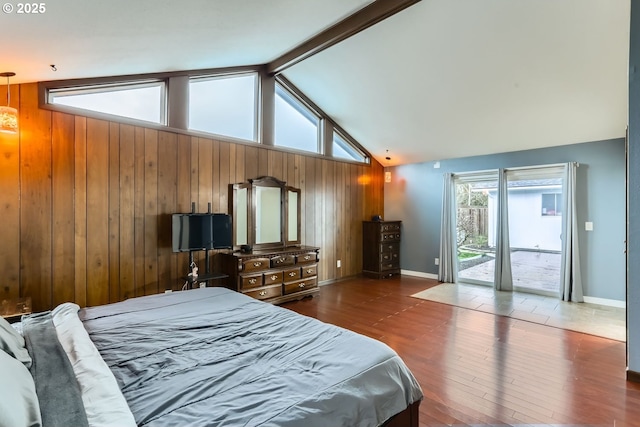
[1,287,422,427]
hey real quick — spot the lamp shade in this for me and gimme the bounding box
[0,106,18,134]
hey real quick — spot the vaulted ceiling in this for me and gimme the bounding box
[4,0,630,166]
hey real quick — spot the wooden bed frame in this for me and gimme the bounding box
[382,400,420,427]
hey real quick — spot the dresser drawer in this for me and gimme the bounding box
[270,254,295,268]
[381,232,401,242]
[240,273,263,290]
[381,223,401,232]
[380,260,400,271]
[381,252,399,263]
[244,285,282,300]
[296,252,317,264]
[283,267,301,283]
[284,279,317,295]
[264,271,284,285]
[242,258,270,272]
[380,242,399,253]
[301,264,317,278]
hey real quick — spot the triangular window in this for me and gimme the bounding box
[274,83,320,153]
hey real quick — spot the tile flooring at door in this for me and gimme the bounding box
[411,282,625,341]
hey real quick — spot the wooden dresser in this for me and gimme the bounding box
[218,246,320,304]
[362,221,401,279]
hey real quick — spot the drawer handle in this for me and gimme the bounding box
[253,261,262,267]
[298,283,305,288]
[303,255,311,260]
[270,275,278,281]
[288,272,297,277]
[249,278,257,284]
[275,258,283,264]
[306,269,314,274]
[259,290,267,296]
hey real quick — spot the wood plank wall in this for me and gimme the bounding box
[0,83,384,311]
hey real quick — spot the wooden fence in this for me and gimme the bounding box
[457,207,488,244]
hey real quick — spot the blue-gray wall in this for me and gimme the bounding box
[385,139,626,301]
[628,0,639,375]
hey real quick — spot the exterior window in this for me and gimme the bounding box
[49,81,165,124]
[541,193,562,216]
[189,73,257,141]
[274,84,320,153]
[333,130,367,163]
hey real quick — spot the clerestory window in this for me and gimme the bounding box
[333,130,367,163]
[274,83,320,154]
[189,73,257,142]
[43,69,371,164]
[48,80,165,124]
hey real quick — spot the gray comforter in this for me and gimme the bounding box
[80,287,422,427]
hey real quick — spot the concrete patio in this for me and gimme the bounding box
[458,250,561,293]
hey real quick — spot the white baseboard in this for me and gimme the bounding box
[583,296,626,308]
[401,270,439,280]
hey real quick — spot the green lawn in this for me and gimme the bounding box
[457,251,478,260]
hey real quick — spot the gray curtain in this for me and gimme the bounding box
[494,168,513,291]
[560,162,584,302]
[438,173,457,283]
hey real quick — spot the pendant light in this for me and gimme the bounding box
[0,72,18,134]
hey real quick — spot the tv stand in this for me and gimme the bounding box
[183,249,228,289]
[183,271,229,289]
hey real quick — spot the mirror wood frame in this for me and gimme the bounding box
[229,176,301,250]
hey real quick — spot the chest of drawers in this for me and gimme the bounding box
[218,246,320,304]
[362,221,401,279]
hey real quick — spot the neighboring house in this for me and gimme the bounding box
[486,179,563,252]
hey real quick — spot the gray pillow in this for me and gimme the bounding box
[0,315,32,368]
[0,349,42,427]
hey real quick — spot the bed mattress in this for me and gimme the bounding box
[78,287,423,427]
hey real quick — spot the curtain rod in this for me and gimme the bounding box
[452,162,578,178]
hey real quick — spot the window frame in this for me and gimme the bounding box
[332,126,369,164]
[273,79,323,154]
[541,193,563,217]
[47,79,168,125]
[188,71,259,143]
[39,67,372,164]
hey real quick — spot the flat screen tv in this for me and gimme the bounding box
[172,213,232,252]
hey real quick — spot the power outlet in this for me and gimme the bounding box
[199,282,206,289]
[434,258,439,266]
[337,260,341,268]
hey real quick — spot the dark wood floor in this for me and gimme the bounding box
[282,275,640,426]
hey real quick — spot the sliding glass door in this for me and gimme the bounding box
[453,166,565,297]
[506,167,563,295]
[455,174,498,286]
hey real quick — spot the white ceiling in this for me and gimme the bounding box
[3,0,630,166]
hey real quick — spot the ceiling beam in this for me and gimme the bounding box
[266,0,422,75]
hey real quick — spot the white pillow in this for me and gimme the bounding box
[0,315,31,368]
[0,350,42,427]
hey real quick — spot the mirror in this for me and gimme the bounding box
[229,176,301,250]
[286,187,301,246]
[254,185,282,244]
[234,186,248,246]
